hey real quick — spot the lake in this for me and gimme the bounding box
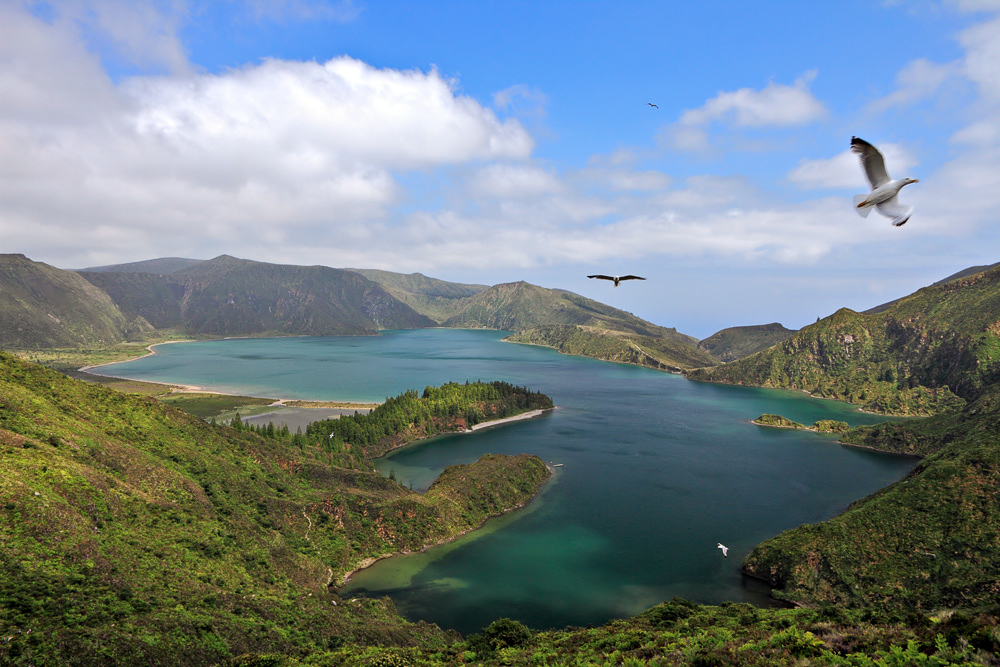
[93,329,916,633]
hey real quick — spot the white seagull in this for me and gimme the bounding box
[587,274,646,287]
[717,543,728,558]
[851,136,919,227]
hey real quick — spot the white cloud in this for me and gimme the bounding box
[958,13,1000,100]
[665,72,827,152]
[788,142,918,189]
[468,164,562,199]
[867,58,960,112]
[243,0,362,23]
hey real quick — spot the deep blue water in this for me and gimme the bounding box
[94,329,916,633]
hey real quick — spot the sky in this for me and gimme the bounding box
[2,0,1000,338]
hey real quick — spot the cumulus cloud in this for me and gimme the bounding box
[0,4,534,267]
[665,72,827,152]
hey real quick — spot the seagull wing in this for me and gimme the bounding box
[875,196,913,227]
[851,136,891,189]
[588,275,615,281]
[618,275,646,281]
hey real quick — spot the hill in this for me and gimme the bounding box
[697,322,797,362]
[0,254,147,349]
[742,383,1000,612]
[76,255,437,338]
[507,324,717,371]
[440,280,674,336]
[0,353,550,665]
[167,255,435,335]
[688,264,1000,415]
[78,257,205,275]
[864,261,1000,314]
[347,268,489,323]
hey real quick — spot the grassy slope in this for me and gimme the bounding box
[291,600,998,666]
[171,256,436,335]
[0,353,549,666]
[506,324,717,371]
[697,323,797,362]
[0,254,137,349]
[742,384,1000,612]
[688,264,1000,415]
[440,281,678,336]
[346,269,489,324]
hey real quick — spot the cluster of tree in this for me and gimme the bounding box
[304,380,552,457]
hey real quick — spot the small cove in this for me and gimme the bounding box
[93,329,917,634]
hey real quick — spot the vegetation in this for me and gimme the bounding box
[295,380,552,465]
[346,269,488,324]
[0,352,550,666]
[753,414,849,433]
[438,281,684,339]
[507,324,717,371]
[743,383,1000,613]
[0,254,142,349]
[219,601,1000,666]
[753,413,805,429]
[697,323,797,362]
[690,265,1000,415]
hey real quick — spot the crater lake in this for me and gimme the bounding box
[92,329,916,634]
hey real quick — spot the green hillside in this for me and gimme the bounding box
[507,324,717,371]
[688,265,1000,415]
[0,254,145,349]
[742,384,1000,612]
[78,257,205,275]
[169,255,436,335]
[79,270,186,329]
[440,280,677,336]
[0,353,550,665]
[697,322,797,362]
[347,269,488,323]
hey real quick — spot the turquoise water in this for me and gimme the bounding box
[95,329,916,633]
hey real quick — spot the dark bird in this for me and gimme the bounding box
[851,136,919,227]
[587,274,646,287]
[647,102,658,108]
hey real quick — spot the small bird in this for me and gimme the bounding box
[717,543,729,558]
[851,136,919,227]
[647,102,658,108]
[587,274,646,287]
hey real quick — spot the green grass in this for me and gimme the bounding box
[0,352,549,666]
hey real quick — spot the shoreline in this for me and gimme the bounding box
[338,408,556,586]
[77,339,380,408]
[337,461,555,588]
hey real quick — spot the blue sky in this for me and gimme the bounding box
[2,1,1000,337]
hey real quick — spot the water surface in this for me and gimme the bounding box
[95,329,916,633]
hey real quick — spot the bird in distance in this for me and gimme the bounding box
[587,275,646,287]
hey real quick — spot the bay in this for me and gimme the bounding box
[94,329,916,633]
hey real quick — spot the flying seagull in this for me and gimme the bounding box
[717,543,729,558]
[587,274,646,287]
[648,102,658,108]
[851,136,919,227]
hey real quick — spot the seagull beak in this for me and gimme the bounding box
[911,178,920,183]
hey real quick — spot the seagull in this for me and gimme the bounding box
[717,543,729,558]
[587,274,646,287]
[648,102,658,108]
[851,136,919,227]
